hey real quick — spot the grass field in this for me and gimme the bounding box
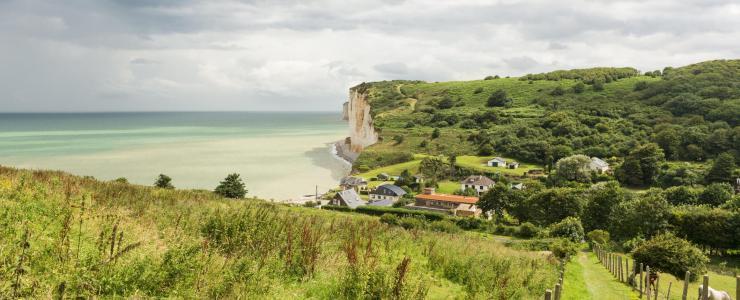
[561,251,639,300]
[456,155,541,176]
[0,166,560,298]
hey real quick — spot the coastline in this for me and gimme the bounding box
[332,139,359,166]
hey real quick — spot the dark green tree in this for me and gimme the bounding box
[572,82,585,93]
[431,128,440,139]
[582,181,626,232]
[609,189,671,241]
[616,143,665,186]
[478,183,518,218]
[486,89,512,107]
[698,183,733,207]
[664,186,698,205]
[631,233,708,281]
[524,188,584,226]
[154,174,174,189]
[214,173,247,199]
[705,152,735,184]
[550,86,566,96]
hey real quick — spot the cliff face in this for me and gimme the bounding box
[341,102,349,120]
[346,87,378,153]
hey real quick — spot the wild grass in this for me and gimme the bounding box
[0,166,559,298]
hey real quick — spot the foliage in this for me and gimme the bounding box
[418,157,448,183]
[586,229,610,246]
[548,217,584,242]
[429,220,462,233]
[517,222,540,238]
[664,185,699,205]
[670,205,739,251]
[616,143,665,186]
[524,188,584,226]
[554,154,593,183]
[549,238,580,261]
[608,189,671,241]
[705,152,736,184]
[154,174,174,189]
[486,89,512,107]
[214,173,247,199]
[631,233,708,281]
[477,183,519,218]
[582,181,626,231]
[698,183,733,207]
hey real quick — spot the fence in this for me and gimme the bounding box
[593,244,739,300]
[543,261,566,300]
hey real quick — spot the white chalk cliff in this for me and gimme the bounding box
[346,86,378,153]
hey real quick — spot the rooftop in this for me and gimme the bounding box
[415,193,479,204]
[460,175,495,186]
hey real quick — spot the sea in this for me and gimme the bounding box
[0,112,351,200]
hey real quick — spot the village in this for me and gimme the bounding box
[316,156,612,218]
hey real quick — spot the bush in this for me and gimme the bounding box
[621,236,646,253]
[548,217,584,242]
[429,220,461,233]
[517,222,540,238]
[572,82,585,93]
[550,86,565,96]
[550,239,579,260]
[355,205,446,221]
[455,217,484,230]
[669,206,739,251]
[154,174,174,189]
[586,229,610,246]
[698,183,733,207]
[214,173,247,199]
[487,89,512,107]
[379,213,400,226]
[631,233,708,281]
[399,217,425,230]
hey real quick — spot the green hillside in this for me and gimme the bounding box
[354,59,739,174]
[0,166,558,298]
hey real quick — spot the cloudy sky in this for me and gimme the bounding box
[1,0,738,112]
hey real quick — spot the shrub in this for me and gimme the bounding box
[572,82,585,93]
[621,236,645,253]
[154,174,174,189]
[486,89,512,107]
[669,206,739,251]
[214,173,247,199]
[517,222,539,238]
[303,201,318,208]
[634,81,649,91]
[455,218,484,230]
[549,239,579,261]
[429,220,461,233]
[631,233,708,281]
[550,86,565,96]
[379,213,400,226]
[473,87,484,94]
[698,183,733,207]
[548,217,584,242]
[355,206,446,221]
[431,128,440,139]
[586,230,610,246]
[399,217,425,230]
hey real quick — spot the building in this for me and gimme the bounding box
[377,173,399,181]
[340,176,368,192]
[487,157,506,167]
[413,174,425,184]
[589,157,610,174]
[408,188,481,217]
[369,184,406,202]
[367,199,394,207]
[460,175,495,195]
[507,161,520,169]
[329,189,364,208]
[511,182,525,190]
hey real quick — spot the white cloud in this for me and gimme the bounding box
[0,0,738,111]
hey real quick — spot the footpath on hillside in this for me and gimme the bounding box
[561,251,639,300]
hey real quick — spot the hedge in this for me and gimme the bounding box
[322,205,447,221]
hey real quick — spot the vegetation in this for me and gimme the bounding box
[154,174,174,189]
[0,166,559,298]
[214,173,247,199]
[631,233,708,281]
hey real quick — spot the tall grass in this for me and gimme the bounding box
[0,166,559,298]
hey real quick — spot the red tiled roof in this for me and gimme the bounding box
[415,193,479,204]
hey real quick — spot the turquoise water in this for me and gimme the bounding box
[0,112,350,200]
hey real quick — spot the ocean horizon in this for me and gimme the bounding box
[0,111,351,200]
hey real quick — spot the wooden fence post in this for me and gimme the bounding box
[645,266,651,300]
[666,281,672,300]
[681,271,690,300]
[618,256,623,282]
[639,263,644,298]
[626,259,630,285]
[701,275,708,300]
[545,289,552,300]
[554,283,561,300]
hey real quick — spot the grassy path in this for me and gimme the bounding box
[562,251,639,300]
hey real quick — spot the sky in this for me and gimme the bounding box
[1,0,739,112]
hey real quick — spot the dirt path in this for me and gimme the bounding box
[562,251,639,300]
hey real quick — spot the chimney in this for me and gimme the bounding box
[423,188,435,195]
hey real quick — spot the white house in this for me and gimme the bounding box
[460,175,495,195]
[589,157,610,174]
[487,157,506,167]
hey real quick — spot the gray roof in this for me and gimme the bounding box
[367,199,394,207]
[489,157,506,163]
[590,157,609,169]
[460,175,495,186]
[335,189,364,208]
[372,184,407,197]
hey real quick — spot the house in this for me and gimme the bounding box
[507,161,520,169]
[367,199,394,207]
[377,173,391,180]
[408,188,481,217]
[369,184,407,202]
[460,175,495,195]
[413,174,425,184]
[329,189,365,208]
[340,176,368,192]
[589,157,610,174]
[511,182,525,190]
[487,157,506,167]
